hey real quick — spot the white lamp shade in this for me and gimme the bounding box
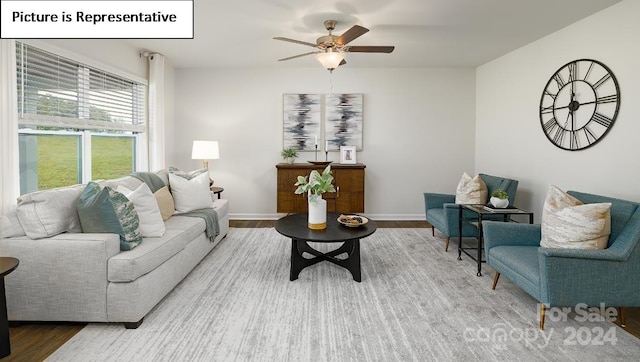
[316,51,345,69]
[191,140,219,160]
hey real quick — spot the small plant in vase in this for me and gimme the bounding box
[294,165,336,229]
[490,188,509,208]
[281,147,299,164]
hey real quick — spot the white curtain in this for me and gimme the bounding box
[0,40,19,215]
[148,53,166,171]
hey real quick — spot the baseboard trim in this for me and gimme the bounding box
[229,213,425,221]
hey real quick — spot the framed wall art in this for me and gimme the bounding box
[340,146,357,164]
[283,94,321,151]
[325,93,363,151]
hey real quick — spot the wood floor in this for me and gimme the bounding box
[3,220,638,361]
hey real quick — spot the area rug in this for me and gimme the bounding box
[47,228,640,361]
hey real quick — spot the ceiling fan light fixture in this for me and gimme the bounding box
[316,50,344,70]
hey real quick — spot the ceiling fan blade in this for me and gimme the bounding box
[278,51,318,61]
[273,37,317,48]
[346,46,395,53]
[335,25,369,45]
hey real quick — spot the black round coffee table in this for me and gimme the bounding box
[275,212,377,282]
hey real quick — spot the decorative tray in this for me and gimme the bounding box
[307,161,332,166]
[337,214,369,227]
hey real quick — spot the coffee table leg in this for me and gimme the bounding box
[290,239,303,281]
[347,239,361,282]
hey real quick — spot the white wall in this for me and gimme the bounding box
[173,67,476,219]
[476,0,640,222]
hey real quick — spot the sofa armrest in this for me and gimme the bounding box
[483,221,541,249]
[0,233,121,321]
[423,193,455,211]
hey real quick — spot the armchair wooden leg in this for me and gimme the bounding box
[445,237,450,252]
[491,272,500,290]
[539,304,546,330]
[619,307,626,328]
[431,226,435,236]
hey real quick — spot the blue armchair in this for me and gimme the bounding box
[423,174,518,251]
[483,191,640,329]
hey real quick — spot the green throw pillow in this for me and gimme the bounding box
[77,182,143,251]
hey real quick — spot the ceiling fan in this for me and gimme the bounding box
[273,20,395,71]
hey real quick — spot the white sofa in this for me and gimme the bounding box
[0,171,229,328]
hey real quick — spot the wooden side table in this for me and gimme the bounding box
[211,186,224,199]
[0,257,19,358]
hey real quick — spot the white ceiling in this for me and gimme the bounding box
[125,0,622,69]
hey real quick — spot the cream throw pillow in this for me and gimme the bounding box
[540,185,611,249]
[455,172,488,204]
[117,184,166,238]
[154,186,175,221]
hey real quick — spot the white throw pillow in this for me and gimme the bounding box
[540,185,611,249]
[16,184,84,239]
[0,208,26,238]
[168,169,214,212]
[117,184,166,237]
[455,172,488,204]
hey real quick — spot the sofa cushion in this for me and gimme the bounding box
[168,167,214,212]
[489,245,540,286]
[117,183,166,238]
[108,215,207,282]
[154,186,175,221]
[541,185,611,249]
[98,175,143,191]
[16,184,84,239]
[455,172,487,204]
[164,215,207,245]
[0,209,26,238]
[77,182,143,251]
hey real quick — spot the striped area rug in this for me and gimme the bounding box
[47,228,640,361]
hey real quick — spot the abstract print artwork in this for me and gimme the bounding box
[283,94,321,151]
[325,94,363,151]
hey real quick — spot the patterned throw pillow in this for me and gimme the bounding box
[77,182,143,251]
[455,172,488,204]
[168,167,214,212]
[540,185,611,249]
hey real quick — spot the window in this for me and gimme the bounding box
[16,42,146,195]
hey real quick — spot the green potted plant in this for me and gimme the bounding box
[294,165,336,229]
[490,188,509,208]
[281,147,298,164]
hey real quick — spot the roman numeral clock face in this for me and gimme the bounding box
[539,59,620,150]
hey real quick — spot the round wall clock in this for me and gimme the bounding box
[539,59,620,151]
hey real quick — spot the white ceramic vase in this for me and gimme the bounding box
[308,197,327,229]
[490,197,509,208]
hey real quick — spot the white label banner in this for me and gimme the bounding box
[1,0,194,39]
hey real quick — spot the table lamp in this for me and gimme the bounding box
[191,140,219,169]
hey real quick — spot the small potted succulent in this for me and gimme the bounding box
[294,165,336,229]
[281,147,298,164]
[490,188,509,208]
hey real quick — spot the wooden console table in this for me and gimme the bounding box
[276,163,365,213]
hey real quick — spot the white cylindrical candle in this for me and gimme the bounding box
[315,135,318,145]
[325,140,329,150]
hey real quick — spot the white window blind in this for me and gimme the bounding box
[16,42,145,133]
